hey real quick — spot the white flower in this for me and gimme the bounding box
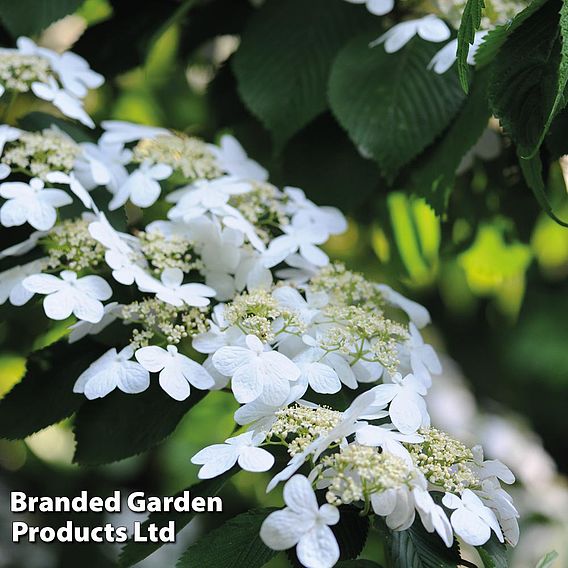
[74,139,131,193]
[0,230,46,259]
[344,0,394,16]
[191,431,274,479]
[0,164,10,179]
[192,305,244,353]
[22,270,112,323]
[371,15,451,53]
[167,176,252,220]
[456,128,501,175]
[73,345,150,400]
[109,161,172,210]
[372,374,429,434]
[428,31,488,75]
[469,445,515,484]
[100,120,168,145]
[137,267,216,308]
[0,259,46,306]
[212,334,301,405]
[405,323,441,388]
[207,135,268,181]
[376,284,431,328]
[371,483,415,530]
[68,301,122,343]
[0,177,72,230]
[260,475,340,568]
[45,171,96,210]
[265,218,329,268]
[273,286,328,325]
[442,489,504,546]
[284,187,347,237]
[31,77,94,128]
[275,253,320,283]
[234,249,273,293]
[293,348,341,394]
[135,344,214,401]
[48,50,104,98]
[412,486,453,547]
[356,423,422,465]
[0,124,20,154]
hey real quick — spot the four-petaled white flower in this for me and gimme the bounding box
[371,15,451,53]
[45,171,96,210]
[109,160,172,210]
[0,259,47,306]
[260,475,340,568]
[0,177,72,231]
[100,120,168,145]
[344,0,394,16]
[191,431,274,479]
[68,301,122,343]
[207,135,268,181]
[135,344,214,401]
[22,270,112,323]
[73,345,150,400]
[469,445,515,484]
[412,486,453,547]
[406,323,441,388]
[442,489,504,546]
[137,267,216,308]
[212,334,301,405]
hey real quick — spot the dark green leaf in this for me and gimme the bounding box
[73,382,208,465]
[233,0,374,151]
[410,67,491,213]
[336,562,384,568]
[119,472,234,568]
[383,517,461,568]
[329,34,466,182]
[0,340,104,439]
[536,551,559,568]
[489,0,568,157]
[333,505,370,560]
[456,0,485,92]
[176,508,277,568]
[18,112,94,143]
[518,151,568,227]
[478,535,508,568]
[0,0,83,37]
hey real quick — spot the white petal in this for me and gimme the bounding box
[84,370,117,399]
[179,356,215,390]
[116,362,150,394]
[284,475,318,514]
[43,288,75,320]
[212,346,253,375]
[389,392,422,434]
[159,364,191,401]
[299,244,328,267]
[22,273,63,294]
[1,200,27,227]
[135,345,167,372]
[73,294,104,323]
[418,16,451,43]
[260,510,310,550]
[192,445,238,479]
[232,363,263,403]
[450,507,490,546]
[237,446,274,472]
[297,525,340,568]
[305,363,341,394]
[75,275,112,300]
[318,504,340,526]
[262,351,301,381]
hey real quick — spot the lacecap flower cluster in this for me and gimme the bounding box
[0,35,517,568]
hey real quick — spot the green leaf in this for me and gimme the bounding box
[73,382,208,465]
[333,505,370,560]
[456,0,485,92]
[233,0,374,151]
[0,0,84,37]
[478,535,508,568]
[329,34,466,182]
[409,67,491,213]
[518,151,568,227]
[535,551,559,568]
[336,561,384,567]
[489,0,568,158]
[119,472,234,568]
[0,340,104,440]
[383,517,461,568]
[18,112,94,143]
[176,508,277,568]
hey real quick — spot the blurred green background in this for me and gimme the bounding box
[1,1,568,566]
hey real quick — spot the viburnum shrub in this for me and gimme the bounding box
[0,31,522,568]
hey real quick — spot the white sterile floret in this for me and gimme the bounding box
[376,283,431,328]
[68,301,122,343]
[405,323,442,388]
[109,160,172,210]
[0,258,47,306]
[31,77,94,128]
[265,217,329,268]
[22,270,112,323]
[469,445,515,484]
[207,134,268,181]
[0,231,46,259]
[356,423,422,465]
[292,347,342,394]
[135,344,215,401]
[100,120,169,145]
[260,475,340,568]
[0,124,20,154]
[212,334,301,405]
[370,15,451,53]
[137,267,216,308]
[45,171,95,210]
[428,31,488,75]
[74,139,131,193]
[344,0,394,16]
[191,431,274,479]
[412,486,453,547]
[0,177,72,230]
[73,345,150,399]
[442,489,504,546]
[372,373,429,434]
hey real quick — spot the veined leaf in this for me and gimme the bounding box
[119,471,235,568]
[0,0,83,37]
[176,508,277,568]
[73,382,208,465]
[0,340,104,440]
[232,0,374,151]
[535,551,559,568]
[478,535,508,568]
[489,0,568,157]
[329,34,465,182]
[456,0,485,92]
